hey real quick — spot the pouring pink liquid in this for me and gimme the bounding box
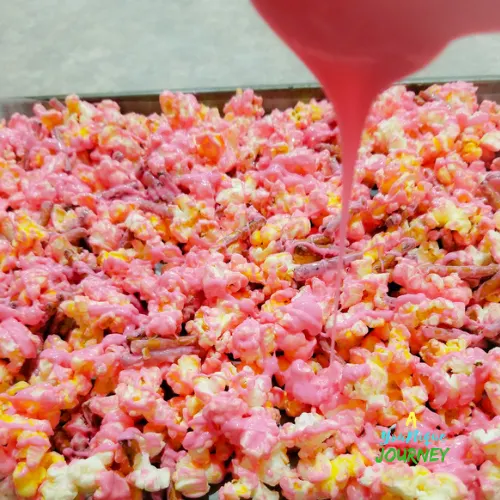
[251,0,500,365]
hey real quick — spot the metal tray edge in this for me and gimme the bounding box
[3,76,500,117]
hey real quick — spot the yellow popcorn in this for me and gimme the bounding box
[436,164,453,185]
[6,380,30,396]
[60,297,90,330]
[169,195,215,243]
[50,205,78,232]
[283,216,311,240]
[388,467,467,499]
[216,178,246,206]
[374,117,408,152]
[319,454,363,497]
[336,319,370,343]
[282,413,338,455]
[226,479,279,500]
[251,224,280,248]
[0,414,49,439]
[472,428,500,463]
[395,298,464,331]
[184,395,204,418]
[479,461,500,500]
[383,325,413,363]
[401,385,428,414]
[124,211,155,241]
[345,359,388,403]
[427,199,472,235]
[13,461,47,497]
[253,445,290,486]
[297,451,331,483]
[251,215,310,248]
[361,464,468,500]
[0,362,13,392]
[271,142,290,157]
[16,430,51,468]
[461,139,483,162]
[149,214,169,239]
[233,261,265,284]
[415,241,445,264]
[166,355,201,395]
[14,214,48,252]
[481,230,500,260]
[219,476,259,499]
[108,201,134,223]
[192,375,227,403]
[97,248,135,266]
[13,452,64,498]
[187,300,247,349]
[273,188,308,213]
[262,252,295,282]
[248,239,282,265]
[420,338,467,365]
[173,454,224,498]
[196,132,224,163]
[231,481,252,497]
[290,100,324,125]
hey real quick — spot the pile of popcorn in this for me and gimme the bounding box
[0,82,500,499]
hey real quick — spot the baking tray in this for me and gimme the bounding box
[3,76,500,118]
[1,76,500,500]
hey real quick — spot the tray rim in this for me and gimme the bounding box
[16,74,500,102]
[2,76,500,121]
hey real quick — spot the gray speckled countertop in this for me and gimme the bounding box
[2,0,500,98]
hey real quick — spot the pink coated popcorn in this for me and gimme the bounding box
[0,318,41,372]
[1,83,500,498]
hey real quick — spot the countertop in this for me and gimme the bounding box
[2,0,500,98]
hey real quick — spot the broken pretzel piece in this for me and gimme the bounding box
[291,241,339,264]
[216,216,266,250]
[293,251,362,281]
[372,237,418,273]
[292,243,323,264]
[423,264,499,281]
[129,335,197,355]
[475,270,500,302]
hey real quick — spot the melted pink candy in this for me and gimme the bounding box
[284,359,343,406]
[250,0,500,377]
[94,471,131,500]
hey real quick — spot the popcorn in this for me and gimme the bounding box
[1,83,500,498]
[0,317,41,371]
[39,452,112,500]
[360,463,469,499]
[173,452,224,498]
[127,452,171,492]
[478,461,500,499]
[318,453,364,498]
[471,424,500,463]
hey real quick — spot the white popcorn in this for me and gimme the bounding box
[127,453,171,492]
[40,452,113,500]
